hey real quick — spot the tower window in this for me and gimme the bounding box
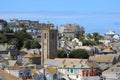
[52,33,54,39]
[44,33,46,39]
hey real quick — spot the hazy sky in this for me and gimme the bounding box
[0,0,120,34]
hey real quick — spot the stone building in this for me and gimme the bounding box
[41,23,58,65]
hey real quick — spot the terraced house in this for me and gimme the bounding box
[44,58,100,80]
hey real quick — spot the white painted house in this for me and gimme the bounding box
[113,34,120,40]
[99,37,111,46]
[57,58,100,80]
[105,30,116,38]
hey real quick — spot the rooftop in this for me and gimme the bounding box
[7,65,20,70]
[45,58,98,68]
[105,30,116,35]
[0,69,22,80]
[45,66,57,74]
[102,48,114,53]
[89,55,115,63]
[23,53,40,58]
[103,62,120,73]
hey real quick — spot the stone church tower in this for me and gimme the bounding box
[41,23,57,65]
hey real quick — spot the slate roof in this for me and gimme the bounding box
[58,59,98,68]
[89,55,115,63]
[0,69,22,80]
[7,65,20,70]
[44,59,63,67]
[103,62,120,73]
[102,48,114,53]
[0,55,9,67]
[23,53,40,58]
[45,58,99,69]
[45,66,57,74]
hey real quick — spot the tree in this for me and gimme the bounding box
[86,33,93,39]
[92,32,104,41]
[82,40,96,46]
[0,19,7,27]
[3,27,13,33]
[0,33,7,43]
[92,32,104,44]
[23,39,31,49]
[76,27,85,41]
[14,29,32,49]
[31,40,41,49]
[9,38,18,45]
[69,49,89,59]
[92,32,99,41]
[23,39,41,49]
[57,49,67,58]
[15,29,32,41]
[84,33,104,45]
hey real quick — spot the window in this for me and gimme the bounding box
[44,33,46,39]
[67,69,69,72]
[53,74,57,79]
[20,73,23,75]
[52,33,54,39]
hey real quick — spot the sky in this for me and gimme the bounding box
[0,0,120,34]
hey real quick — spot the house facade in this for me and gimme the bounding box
[44,58,100,80]
[59,24,81,39]
[23,53,41,65]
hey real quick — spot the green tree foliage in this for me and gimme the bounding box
[92,32,99,41]
[23,39,41,49]
[32,40,41,49]
[14,29,32,49]
[82,40,96,46]
[57,49,67,58]
[86,33,93,39]
[92,32,104,44]
[76,27,85,41]
[0,27,41,50]
[15,29,32,41]
[69,49,89,59]
[0,33,7,43]
[84,33,104,46]
[92,32,104,41]
[3,27,13,33]
[23,39,31,49]
[0,30,3,33]
[9,38,18,48]
[0,19,7,26]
